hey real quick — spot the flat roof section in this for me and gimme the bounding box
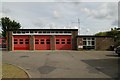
[77,35,114,38]
[6,29,78,31]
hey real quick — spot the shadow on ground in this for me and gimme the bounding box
[81,58,120,78]
[106,55,120,57]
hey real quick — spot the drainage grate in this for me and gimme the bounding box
[20,55,29,58]
[38,66,56,74]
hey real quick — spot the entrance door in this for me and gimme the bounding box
[14,36,29,50]
[55,35,72,50]
[35,36,50,50]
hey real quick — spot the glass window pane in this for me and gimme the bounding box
[62,39,65,41]
[67,42,71,44]
[83,38,86,40]
[83,41,86,45]
[41,39,44,41]
[19,39,23,41]
[35,42,39,44]
[35,39,39,41]
[20,42,23,44]
[25,39,29,41]
[62,42,65,44]
[56,42,59,44]
[14,42,17,44]
[56,39,59,41]
[92,38,95,40]
[41,42,44,44]
[46,39,50,41]
[67,39,71,41]
[38,31,42,33]
[46,42,50,44]
[92,41,95,45]
[25,42,29,44]
[14,39,17,41]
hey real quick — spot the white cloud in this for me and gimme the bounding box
[1,2,118,35]
[53,10,61,19]
[81,3,118,20]
[1,0,119,2]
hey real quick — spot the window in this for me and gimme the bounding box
[46,39,50,44]
[22,31,25,33]
[43,31,46,33]
[64,31,67,33]
[26,31,29,33]
[67,39,71,41]
[83,38,86,40]
[67,42,71,44]
[35,31,37,33]
[14,42,18,44]
[38,31,42,33]
[40,39,44,44]
[67,39,71,44]
[13,31,16,34]
[92,41,95,45]
[30,31,33,33]
[56,39,59,41]
[51,31,54,33]
[14,39,18,44]
[83,37,95,49]
[55,31,58,33]
[14,39,17,41]
[59,31,63,33]
[62,39,65,41]
[41,39,44,41]
[20,42,23,44]
[19,39,23,44]
[61,39,65,44]
[47,31,50,33]
[62,42,65,44]
[35,39,39,44]
[20,39,23,41]
[56,39,59,44]
[25,39,29,44]
[67,31,71,33]
[56,42,59,44]
[35,42,39,44]
[17,31,21,34]
[83,41,86,45]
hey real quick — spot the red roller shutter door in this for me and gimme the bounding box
[14,36,30,50]
[35,36,50,50]
[55,35,72,50]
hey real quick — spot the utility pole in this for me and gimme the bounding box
[72,18,80,34]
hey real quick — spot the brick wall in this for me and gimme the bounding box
[95,37,114,50]
[77,36,114,51]
[72,31,78,50]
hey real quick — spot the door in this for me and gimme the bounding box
[55,35,72,50]
[35,35,50,50]
[14,36,29,50]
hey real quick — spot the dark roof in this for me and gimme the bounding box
[6,29,78,31]
[77,35,114,38]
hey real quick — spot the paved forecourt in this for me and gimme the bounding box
[2,50,119,78]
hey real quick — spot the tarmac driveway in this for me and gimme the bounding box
[2,50,120,78]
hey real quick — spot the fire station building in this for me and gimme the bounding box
[6,29,114,51]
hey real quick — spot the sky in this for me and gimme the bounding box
[0,0,119,35]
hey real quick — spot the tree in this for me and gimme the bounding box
[0,17,21,38]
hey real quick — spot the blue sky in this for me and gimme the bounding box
[0,0,118,35]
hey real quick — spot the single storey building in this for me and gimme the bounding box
[6,29,114,51]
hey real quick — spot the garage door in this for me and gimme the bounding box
[35,36,50,50]
[14,36,30,50]
[55,35,72,50]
